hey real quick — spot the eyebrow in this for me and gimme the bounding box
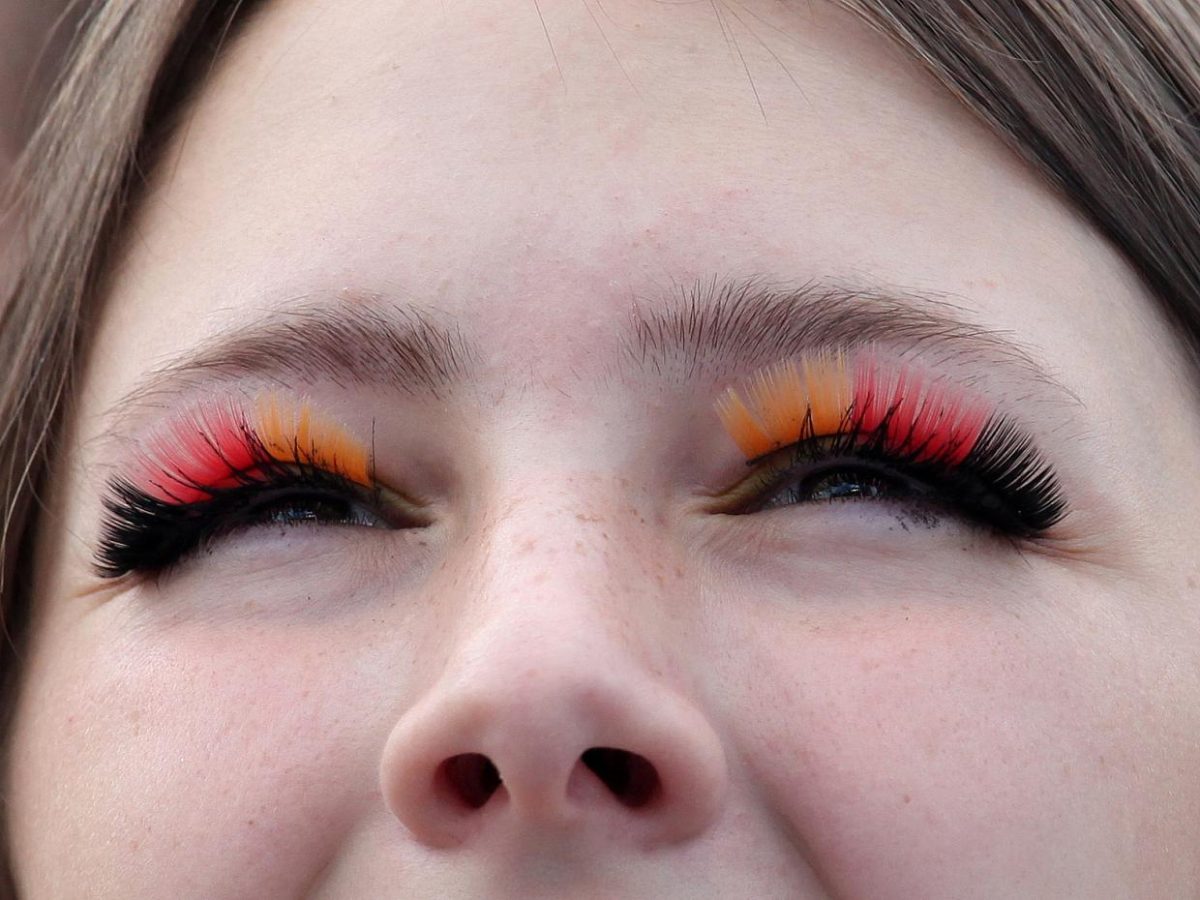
[99,276,1075,444]
[622,274,1068,396]
[100,296,475,437]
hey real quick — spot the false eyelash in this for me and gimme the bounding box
[716,350,1067,535]
[94,456,381,579]
[94,397,380,578]
[749,402,1066,535]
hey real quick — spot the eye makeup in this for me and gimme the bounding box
[714,349,1067,535]
[95,393,395,578]
[95,351,1065,577]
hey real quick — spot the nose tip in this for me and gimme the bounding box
[379,672,727,850]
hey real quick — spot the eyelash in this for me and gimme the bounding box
[95,432,404,579]
[97,387,1065,577]
[727,406,1066,536]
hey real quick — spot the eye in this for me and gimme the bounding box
[721,437,1046,537]
[230,484,392,531]
[748,459,928,512]
[95,467,420,579]
[95,397,425,579]
[712,352,1068,537]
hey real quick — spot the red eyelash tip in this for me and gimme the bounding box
[134,400,257,504]
[853,352,989,465]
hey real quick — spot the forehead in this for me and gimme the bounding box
[94,0,1168,417]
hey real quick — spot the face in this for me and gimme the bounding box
[8,0,1200,896]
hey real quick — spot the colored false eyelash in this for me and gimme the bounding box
[95,394,374,577]
[130,393,371,505]
[715,349,1066,532]
[716,349,988,465]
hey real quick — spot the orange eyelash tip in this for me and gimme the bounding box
[715,388,776,457]
[256,392,372,486]
[716,349,853,457]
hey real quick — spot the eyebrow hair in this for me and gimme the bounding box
[623,274,1070,398]
[99,275,1075,446]
[102,295,475,429]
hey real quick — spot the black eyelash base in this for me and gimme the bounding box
[955,416,1066,534]
[94,420,379,579]
[751,404,1067,537]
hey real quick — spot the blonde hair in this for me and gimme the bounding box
[1,0,1198,891]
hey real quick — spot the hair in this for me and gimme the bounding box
[0,0,1197,892]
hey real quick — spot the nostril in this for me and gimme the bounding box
[438,753,502,809]
[581,747,661,808]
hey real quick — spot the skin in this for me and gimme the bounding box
[8,0,1200,896]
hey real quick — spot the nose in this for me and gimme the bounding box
[379,510,727,851]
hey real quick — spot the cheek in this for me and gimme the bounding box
[6,612,384,897]
[722,577,1179,896]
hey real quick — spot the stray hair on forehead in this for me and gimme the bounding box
[1,0,1200,893]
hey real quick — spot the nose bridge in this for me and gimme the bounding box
[379,476,727,850]
[451,475,670,768]
[474,473,658,640]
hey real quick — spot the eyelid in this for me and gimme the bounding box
[256,393,373,487]
[706,443,809,511]
[255,457,430,523]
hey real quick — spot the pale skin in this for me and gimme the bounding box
[8,0,1200,896]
